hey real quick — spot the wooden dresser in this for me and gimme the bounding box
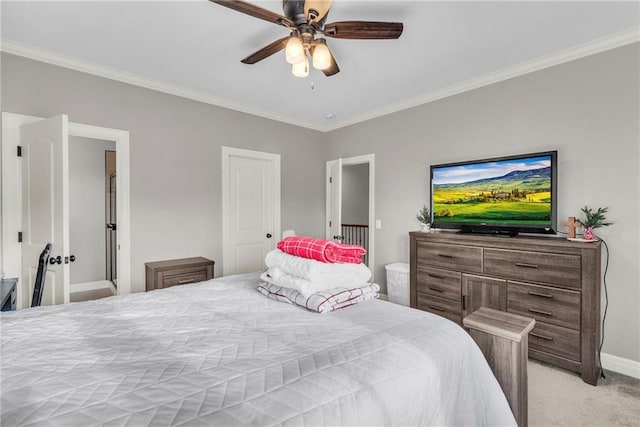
[145,257,215,291]
[409,231,601,385]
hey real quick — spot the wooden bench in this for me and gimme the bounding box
[464,307,535,427]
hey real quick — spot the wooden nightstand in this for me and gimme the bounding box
[145,257,214,291]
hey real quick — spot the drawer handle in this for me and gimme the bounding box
[428,286,445,293]
[437,254,455,259]
[530,332,554,341]
[515,262,539,269]
[178,279,195,284]
[427,273,445,280]
[528,308,552,316]
[428,305,446,312]
[528,291,553,299]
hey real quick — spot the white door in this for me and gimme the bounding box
[21,115,70,306]
[327,158,342,241]
[222,147,281,275]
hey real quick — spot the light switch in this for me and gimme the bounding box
[375,219,382,229]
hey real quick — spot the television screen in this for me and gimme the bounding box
[430,151,557,235]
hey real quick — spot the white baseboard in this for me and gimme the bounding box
[601,352,640,379]
[70,280,112,293]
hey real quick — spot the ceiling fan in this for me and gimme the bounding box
[209,0,403,77]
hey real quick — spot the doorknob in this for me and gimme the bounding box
[69,255,76,262]
[266,233,272,238]
[49,256,62,265]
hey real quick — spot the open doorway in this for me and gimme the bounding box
[1,112,131,309]
[105,150,117,286]
[326,154,375,279]
[68,136,116,301]
[341,163,370,266]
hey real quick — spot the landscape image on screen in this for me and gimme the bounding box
[432,155,552,225]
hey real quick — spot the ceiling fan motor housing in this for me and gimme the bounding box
[283,0,307,26]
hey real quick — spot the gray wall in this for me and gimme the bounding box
[68,136,115,284]
[325,43,640,363]
[1,53,328,292]
[341,163,369,224]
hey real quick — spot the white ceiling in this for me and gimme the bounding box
[2,1,639,131]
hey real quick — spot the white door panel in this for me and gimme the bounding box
[21,115,69,306]
[223,147,280,275]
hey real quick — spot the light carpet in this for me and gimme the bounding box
[529,360,640,426]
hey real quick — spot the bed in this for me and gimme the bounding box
[1,272,515,426]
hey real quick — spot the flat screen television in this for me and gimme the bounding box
[430,151,557,236]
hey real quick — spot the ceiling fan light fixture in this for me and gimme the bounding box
[312,40,331,70]
[285,34,305,64]
[292,55,310,78]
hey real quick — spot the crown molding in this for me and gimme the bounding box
[0,39,325,132]
[3,26,639,133]
[322,26,640,132]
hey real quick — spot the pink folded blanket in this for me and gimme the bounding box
[257,281,380,314]
[277,236,366,264]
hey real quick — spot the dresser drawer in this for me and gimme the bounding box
[416,266,461,302]
[528,321,581,362]
[507,281,580,329]
[416,242,482,273]
[417,293,462,324]
[160,268,210,288]
[484,248,581,288]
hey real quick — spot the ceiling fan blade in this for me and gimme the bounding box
[310,44,340,77]
[241,36,289,64]
[323,21,403,39]
[209,0,294,28]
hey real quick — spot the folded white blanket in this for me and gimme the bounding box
[260,270,370,298]
[265,249,371,283]
[257,280,380,314]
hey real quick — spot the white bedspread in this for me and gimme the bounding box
[1,273,515,426]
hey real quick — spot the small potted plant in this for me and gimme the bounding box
[416,205,432,232]
[578,206,612,240]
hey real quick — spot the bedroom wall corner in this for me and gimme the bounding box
[324,42,640,367]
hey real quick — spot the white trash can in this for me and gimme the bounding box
[385,263,410,306]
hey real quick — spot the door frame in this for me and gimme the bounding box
[325,154,375,280]
[221,146,281,276]
[1,112,131,308]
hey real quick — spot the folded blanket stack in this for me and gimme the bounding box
[259,237,378,313]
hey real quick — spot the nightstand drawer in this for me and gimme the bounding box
[528,322,580,362]
[416,242,482,273]
[417,293,462,324]
[145,257,214,291]
[160,268,210,288]
[507,281,580,329]
[484,248,581,288]
[416,265,461,302]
